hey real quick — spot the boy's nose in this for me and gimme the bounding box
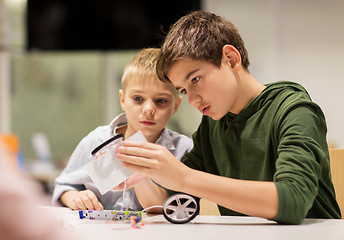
[188,93,201,108]
[143,101,156,115]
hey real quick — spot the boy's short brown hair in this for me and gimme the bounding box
[122,48,178,98]
[157,10,250,82]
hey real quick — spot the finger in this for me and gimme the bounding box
[73,197,87,210]
[112,185,122,190]
[116,145,153,159]
[121,141,160,150]
[85,191,103,211]
[121,161,152,176]
[113,181,127,190]
[116,152,156,168]
[68,200,77,210]
[79,192,97,210]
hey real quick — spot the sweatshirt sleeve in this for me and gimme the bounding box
[272,101,329,224]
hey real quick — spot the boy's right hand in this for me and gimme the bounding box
[60,190,103,211]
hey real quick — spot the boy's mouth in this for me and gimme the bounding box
[140,120,156,126]
[202,106,210,116]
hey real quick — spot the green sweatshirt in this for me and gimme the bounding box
[181,81,341,224]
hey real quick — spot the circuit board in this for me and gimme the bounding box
[79,210,142,221]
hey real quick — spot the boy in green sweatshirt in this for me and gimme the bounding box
[116,10,341,224]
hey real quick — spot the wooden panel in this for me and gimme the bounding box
[329,148,344,218]
[199,198,220,216]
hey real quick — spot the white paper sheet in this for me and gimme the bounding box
[84,131,147,195]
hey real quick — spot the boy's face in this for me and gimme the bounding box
[119,76,181,143]
[167,58,239,120]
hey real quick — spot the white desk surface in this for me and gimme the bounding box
[47,207,344,240]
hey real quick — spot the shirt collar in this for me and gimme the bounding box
[155,128,175,151]
[109,112,127,136]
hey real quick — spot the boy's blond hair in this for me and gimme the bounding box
[121,48,178,98]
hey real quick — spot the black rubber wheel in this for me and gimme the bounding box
[162,193,199,224]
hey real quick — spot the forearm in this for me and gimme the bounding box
[115,141,278,219]
[180,168,279,219]
[134,178,168,213]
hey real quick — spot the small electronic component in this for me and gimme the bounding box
[130,216,145,228]
[79,209,142,221]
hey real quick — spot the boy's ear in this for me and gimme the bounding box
[119,89,125,111]
[222,45,241,70]
[172,96,182,115]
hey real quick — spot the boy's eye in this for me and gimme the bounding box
[133,96,143,102]
[156,99,168,104]
[191,76,200,84]
[179,76,199,95]
[180,89,187,95]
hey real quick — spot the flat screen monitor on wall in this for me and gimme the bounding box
[26,0,201,51]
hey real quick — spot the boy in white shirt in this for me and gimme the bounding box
[52,48,193,211]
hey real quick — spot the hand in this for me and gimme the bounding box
[113,173,146,190]
[116,141,190,191]
[60,190,103,211]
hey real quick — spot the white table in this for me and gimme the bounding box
[47,207,344,240]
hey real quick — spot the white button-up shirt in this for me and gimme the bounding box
[52,113,193,210]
